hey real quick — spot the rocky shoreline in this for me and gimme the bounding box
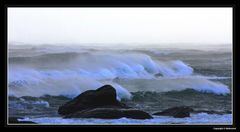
[9,85,231,124]
[58,85,231,119]
[58,85,153,119]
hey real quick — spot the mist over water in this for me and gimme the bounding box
[7,7,233,124]
[8,43,232,124]
[8,44,231,97]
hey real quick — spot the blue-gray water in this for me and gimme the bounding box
[8,44,232,124]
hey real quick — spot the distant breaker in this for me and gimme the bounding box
[9,52,194,80]
[8,52,229,99]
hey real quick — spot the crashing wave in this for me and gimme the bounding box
[8,52,229,99]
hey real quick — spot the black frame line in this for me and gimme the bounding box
[2,4,237,129]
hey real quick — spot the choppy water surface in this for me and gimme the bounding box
[8,44,232,124]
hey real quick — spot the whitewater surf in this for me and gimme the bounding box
[8,44,232,124]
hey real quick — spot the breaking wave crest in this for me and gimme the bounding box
[8,52,229,99]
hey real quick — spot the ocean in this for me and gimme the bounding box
[8,44,232,125]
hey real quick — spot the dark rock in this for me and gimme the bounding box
[58,85,153,119]
[9,117,36,124]
[153,106,194,118]
[154,73,163,77]
[153,106,231,118]
[58,85,129,115]
[225,110,232,114]
[65,108,153,119]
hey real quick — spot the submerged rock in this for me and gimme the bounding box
[153,106,194,118]
[153,106,231,118]
[58,85,152,119]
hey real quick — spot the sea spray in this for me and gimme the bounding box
[9,51,229,99]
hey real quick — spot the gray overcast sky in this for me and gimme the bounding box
[8,8,232,45]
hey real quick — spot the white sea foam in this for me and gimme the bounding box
[9,100,50,109]
[31,101,50,107]
[8,52,229,98]
[9,52,194,79]
[156,60,193,77]
[156,76,230,94]
[8,68,132,100]
[117,77,230,95]
[18,113,232,125]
